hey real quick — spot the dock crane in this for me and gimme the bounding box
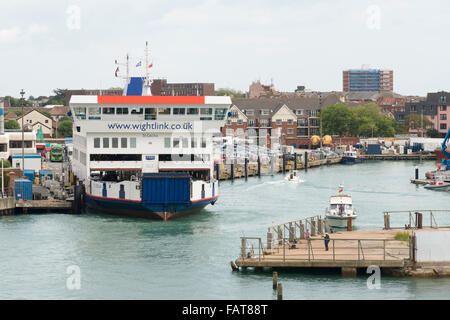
[441,129,450,169]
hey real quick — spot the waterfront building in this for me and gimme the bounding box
[395,91,450,137]
[223,97,322,149]
[343,68,393,92]
[248,80,278,98]
[150,79,215,96]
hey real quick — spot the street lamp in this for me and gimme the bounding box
[20,89,25,173]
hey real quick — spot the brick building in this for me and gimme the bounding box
[150,79,215,96]
[223,97,332,149]
[394,91,450,137]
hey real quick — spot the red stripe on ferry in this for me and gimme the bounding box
[86,192,142,203]
[97,96,205,104]
[191,195,219,203]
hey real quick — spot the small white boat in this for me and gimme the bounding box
[285,170,301,182]
[424,180,450,191]
[325,185,357,228]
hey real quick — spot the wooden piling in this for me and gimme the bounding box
[257,156,261,177]
[231,162,234,181]
[304,152,308,170]
[324,218,331,233]
[216,163,220,181]
[273,271,278,290]
[244,158,248,181]
[299,222,305,239]
[294,153,297,170]
[310,219,316,236]
[241,238,246,259]
[347,217,352,231]
[267,232,273,250]
[277,283,283,300]
[282,154,286,173]
[318,219,323,235]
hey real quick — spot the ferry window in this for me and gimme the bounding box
[131,107,143,115]
[130,138,136,148]
[89,107,101,120]
[201,137,207,148]
[173,138,180,148]
[117,108,129,115]
[145,108,156,120]
[200,108,213,115]
[74,107,86,120]
[173,108,185,115]
[158,108,170,115]
[112,138,119,148]
[121,138,127,148]
[164,137,171,148]
[103,138,109,148]
[94,138,100,148]
[200,117,212,120]
[187,108,199,115]
[182,137,189,148]
[103,107,115,115]
[191,137,197,148]
[214,108,227,120]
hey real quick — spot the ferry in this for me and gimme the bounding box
[341,150,365,164]
[325,185,357,228]
[69,49,231,220]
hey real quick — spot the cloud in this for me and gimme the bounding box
[0,26,21,43]
[28,24,49,35]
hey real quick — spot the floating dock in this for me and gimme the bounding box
[235,211,450,277]
[15,200,72,213]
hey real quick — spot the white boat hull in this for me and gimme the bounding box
[325,215,357,228]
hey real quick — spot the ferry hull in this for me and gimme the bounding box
[85,194,218,220]
[325,216,356,228]
[341,157,364,164]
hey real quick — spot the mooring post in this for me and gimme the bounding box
[347,217,352,232]
[384,213,390,230]
[257,156,261,177]
[415,166,419,180]
[267,232,273,250]
[231,162,234,181]
[310,219,316,236]
[244,158,248,181]
[241,238,246,259]
[318,219,323,235]
[288,222,294,242]
[299,222,305,239]
[282,153,286,174]
[277,226,282,246]
[304,151,308,171]
[273,272,278,290]
[277,283,283,300]
[324,218,330,233]
[294,153,297,170]
[216,162,220,181]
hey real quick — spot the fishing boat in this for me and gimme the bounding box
[325,185,357,228]
[424,179,450,191]
[69,45,231,220]
[285,170,301,182]
[341,150,365,164]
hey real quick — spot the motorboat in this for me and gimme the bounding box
[424,179,450,191]
[285,170,301,182]
[341,150,365,164]
[325,185,357,228]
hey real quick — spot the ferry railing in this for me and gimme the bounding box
[239,236,411,263]
[383,210,450,230]
[267,215,325,244]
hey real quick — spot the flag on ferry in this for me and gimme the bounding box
[338,187,343,193]
[115,67,119,77]
[148,63,153,68]
[136,61,142,67]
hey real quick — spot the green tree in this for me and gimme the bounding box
[405,114,433,131]
[57,120,73,137]
[44,89,67,106]
[5,120,20,129]
[58,116,72,122]
[321,103,355,136]
[215,88,246,98]
[4,96,32,107]
[427,128,439,138]
[0,159,11,168]
[13,110,23,116]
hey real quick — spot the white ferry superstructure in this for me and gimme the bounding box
[69,95,231,220]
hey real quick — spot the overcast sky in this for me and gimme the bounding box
[1,0,449,98]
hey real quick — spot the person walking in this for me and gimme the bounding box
[323,233,330,251]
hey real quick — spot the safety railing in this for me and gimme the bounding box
[383,210,450,230]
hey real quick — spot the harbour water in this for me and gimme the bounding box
[1,160,450,300]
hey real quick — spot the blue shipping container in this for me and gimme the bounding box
[142,172,190,205]
[15,179,33,200]
[366,144,381,155]
[24,170,35,182]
